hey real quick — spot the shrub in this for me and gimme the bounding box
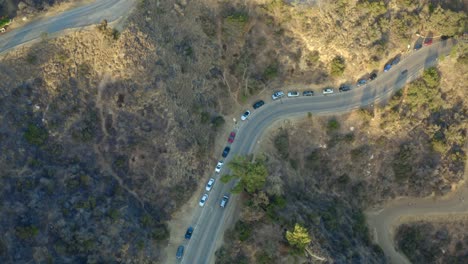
[211,116,225,128]
[263,64,279,80]
[234,221,252,241]
[200,112,210,124]
[422,67,440,88]
[327,118,340,132]
[16,225,39,240]
[107,208,120,222]
[151,224,169,241]
[306,51,320,66]
[330,56,346,77]
[274,129,289,159]
[226,12,249,25]
[24,124,48,146]
[392,144,413,182]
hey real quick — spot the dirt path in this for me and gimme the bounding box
[94,76,147,210]
[366,147,468,263]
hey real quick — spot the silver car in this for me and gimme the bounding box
[287,91,300,97]
[272,91,285,100]
[322,88,334,95]
[220,195,229,208]
[199,194,209,207]
[215,161,224,173]
[205,178,215,191]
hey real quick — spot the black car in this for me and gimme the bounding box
[369,73,377,81]
[185,227,193,239]
[339,85,351,92]
[176,245,184,259]
[222,147,230,158]
[391,57,400,65]
[303,90,314,96]
[401,69,408,75]
[252,100,265,109]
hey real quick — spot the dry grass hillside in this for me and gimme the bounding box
[0,0,466,263]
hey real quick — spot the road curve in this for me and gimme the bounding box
[178,39,458,264]
[366,184,468,264]
[0,0,136,54]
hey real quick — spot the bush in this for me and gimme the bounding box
[327,118,340,132]
[422,67,440,88]
[234,221,252,241]
[263,64,279,80]
[306,50,320,66]
[330,56,346,77]
[274,129,289,159]
[226,12,249,25]
[16,225,39,240]
[392,144,413,182]
[211,116,225,128]
[200,112,210,124]
[151,223,169,241]
[24,124,48,146]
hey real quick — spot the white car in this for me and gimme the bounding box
[287,91,300,97]
[272,91,285,100]
[199,194,208,207]
[205,178,215,191]
[322,88,334,95]
[215,161,224,173]
[220,195,229,208]
[241,110,250,121]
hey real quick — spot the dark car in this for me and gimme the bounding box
[401,69,408,75]
[414,43,422,50]
[369,72,377,81]
[176,245,184,259]
[185,227,193,239]
[303,90,314,96]
[252,100,265,109]
[391,57,400,66]
[441,35,450,40]
[384,64,392,72]
[339,85,351,92]
[356,79,367,86]
[228,132,236,143]
[222,147,230,158]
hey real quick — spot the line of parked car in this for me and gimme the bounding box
[178,133,239,260]
[177,36,441,260]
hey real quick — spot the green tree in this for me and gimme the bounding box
[222,156,268,194]
[330,56,346,77]
[422,67,440,88]
[286,223,311,250]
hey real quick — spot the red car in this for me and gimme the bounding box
[423,38,433,46]
[228,132,236,143]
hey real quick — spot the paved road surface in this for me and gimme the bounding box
[178,39,457,264]
[0,0,136,53]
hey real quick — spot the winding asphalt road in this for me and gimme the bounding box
[178,39,458,264]
[0,5,461,263]
[0,0,136,54]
